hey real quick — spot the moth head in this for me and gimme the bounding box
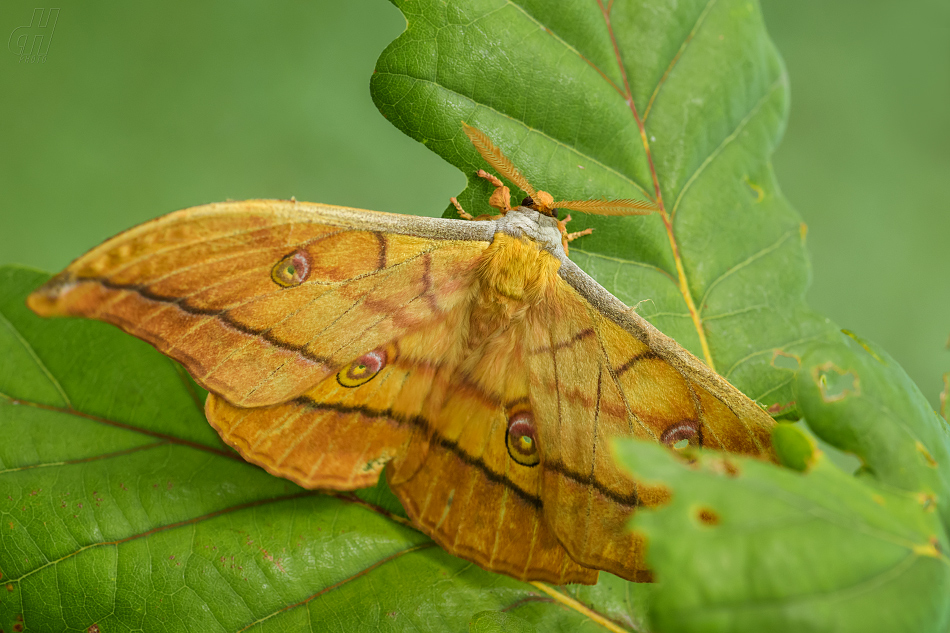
[521,191,557,217]
[461,121,659,218]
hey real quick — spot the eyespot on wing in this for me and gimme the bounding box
[506,409,540,467]
[336,348,389,388]
[271,250,311,287]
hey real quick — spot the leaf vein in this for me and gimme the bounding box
[0,308,71,408]
[374,70,653,199]
[643,0,719,122]
[669,75,786,223]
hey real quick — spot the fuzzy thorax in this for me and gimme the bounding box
[476,233,562,311]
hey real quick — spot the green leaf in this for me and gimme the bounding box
[614,435,950,632]
[0,266,642,632]
[470,611,538,633]
[795,331,950,532]
[371,0,837,416]
[771,421,819,472]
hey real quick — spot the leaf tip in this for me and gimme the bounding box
[772,423,820,472]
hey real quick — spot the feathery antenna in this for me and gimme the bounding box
[461,122,658,218]
[552,198,657,216]
[462,122,536,198]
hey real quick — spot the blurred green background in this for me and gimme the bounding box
[1,1,946,406]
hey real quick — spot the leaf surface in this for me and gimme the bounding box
[795,332,950,533]
[372,0,837,415]
[615,434,950,632]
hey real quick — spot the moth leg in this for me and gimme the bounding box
[451,197,503,222]
[450,197,476,221]
[452,165,512,222]
[476,169,512,214]
[556,214,594,254]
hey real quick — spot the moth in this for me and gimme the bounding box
[28,123,774,584]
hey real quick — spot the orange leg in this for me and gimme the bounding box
[556,214,593,255]
[477,169,512,213]
[451,169,514,221]
[450,197,476,220]
[450,196,504,222]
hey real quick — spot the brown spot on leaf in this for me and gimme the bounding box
[87,625,100,633]
[14,624,23,632]
[766,400,796,414]
[5,584,13,592]
[697,508,720,526]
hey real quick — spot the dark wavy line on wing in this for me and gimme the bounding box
[292,396,641,510]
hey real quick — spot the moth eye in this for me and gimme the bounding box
[271,250,310,287]
[337,349,387,388]
[661,420,701,449]
[506,411,540,467]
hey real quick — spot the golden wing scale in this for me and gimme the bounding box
[27,124,775,585]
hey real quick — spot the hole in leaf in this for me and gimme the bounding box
[815,363,859,402]
[743,176,764,202]
[771,350,801,371]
